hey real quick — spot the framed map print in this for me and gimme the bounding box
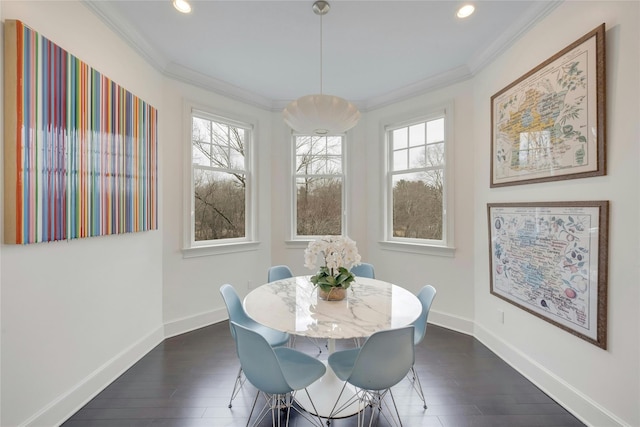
[490,24,606,187]
[488,201,608,349]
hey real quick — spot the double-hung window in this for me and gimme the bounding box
[294,135,345,238]
[385,106,453,252]
[188,109,253,250]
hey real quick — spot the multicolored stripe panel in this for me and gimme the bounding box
[3,20,158,244]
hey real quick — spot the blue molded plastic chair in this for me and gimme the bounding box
[350,262,375,279]
[231,321,326,427]
[328,326,415,426]
[409,285,437,409]
[220,284,290,409]
[267,265,294,282]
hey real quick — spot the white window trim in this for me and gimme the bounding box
[289,132,348,241]
[182,100,259,257]
[381,101,455,257]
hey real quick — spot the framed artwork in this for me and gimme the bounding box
[490,24,606,187]
[488,201,608,349]
[3,20,158,244]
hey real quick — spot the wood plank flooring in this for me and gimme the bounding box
[61,322,585,427]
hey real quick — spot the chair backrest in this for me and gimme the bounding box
[267,265,293,282]
[350,262,375,279]
[220,284,256,338]
[347,326,414,390]
[412,285,437,345]
[230,321,292,395]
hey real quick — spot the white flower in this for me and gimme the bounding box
[304,235,361,275]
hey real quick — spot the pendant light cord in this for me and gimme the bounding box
[282,1,360,135]
[319,12,323,95]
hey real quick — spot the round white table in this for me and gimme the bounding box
[243,276,422,419]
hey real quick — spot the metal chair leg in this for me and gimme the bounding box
[229,366,246,408]
[409,365,427,409]
[306,337,324,354]
[246,390,324,427]
[358,389,403,427]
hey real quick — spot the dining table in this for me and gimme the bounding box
[243,275,422,419]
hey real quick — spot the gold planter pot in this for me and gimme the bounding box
[318,287,347,301]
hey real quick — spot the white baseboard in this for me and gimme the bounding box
[25,326,165,427]
[163,308,228,339]
[474,323,629,427]
[27,310,626,427]
[428,309,474,335]
[31,310,227,427]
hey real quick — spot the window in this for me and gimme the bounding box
[385,106,453,251]
[188,109,253,249]
[294,135,345,238]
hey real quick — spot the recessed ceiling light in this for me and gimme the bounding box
[173,0,192,14]
[457,4,475,19]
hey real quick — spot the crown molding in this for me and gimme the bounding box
[81,0,168,71]
[164,62,276,110]
[83,0,563,113]
[361,65,472,112]
[467,0,563,74]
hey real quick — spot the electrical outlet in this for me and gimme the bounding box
[497,309,504,324]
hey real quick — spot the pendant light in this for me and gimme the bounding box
[283,1,360,135]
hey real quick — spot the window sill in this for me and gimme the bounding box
[378,240,455,257]
[182,241,261,258]
[284,240,314,249]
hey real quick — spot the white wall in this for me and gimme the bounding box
[472,2,639,426]
[0,2,165,426]
[362,80,477,334]
[0,1,638,427]
[161,80,275,335]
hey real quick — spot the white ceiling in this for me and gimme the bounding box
[84,0,560,111]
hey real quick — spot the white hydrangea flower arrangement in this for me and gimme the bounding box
[304,235,362,293]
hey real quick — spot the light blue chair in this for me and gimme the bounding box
[230,321,326,427]
[220,284,290,409]
[328,325,415,426]
[350,262,375,279]
[267,265,294,282]
[409,285,437,409]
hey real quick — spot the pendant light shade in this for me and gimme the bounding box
[283,1,360,135]
[283,94,360,135]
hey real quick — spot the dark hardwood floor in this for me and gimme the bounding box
[62,322,585,427]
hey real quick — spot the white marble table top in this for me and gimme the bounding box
[243,276,422,340]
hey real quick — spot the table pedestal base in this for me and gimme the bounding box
[295,362,363,419]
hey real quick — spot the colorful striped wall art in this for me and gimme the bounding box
[3,20,158,244]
